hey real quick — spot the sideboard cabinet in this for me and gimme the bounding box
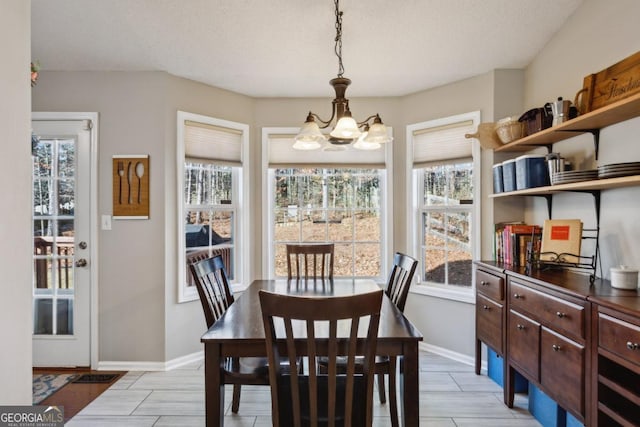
[475,261,640,426]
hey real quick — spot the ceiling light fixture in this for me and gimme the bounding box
[293,0,392,151]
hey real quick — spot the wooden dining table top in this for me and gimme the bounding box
[200,278,423,345]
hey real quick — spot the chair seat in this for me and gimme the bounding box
[223,357,298,383]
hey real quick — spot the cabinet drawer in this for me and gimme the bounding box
[509,280,585,340]
[476,269,504,301]
[508,310,540,381]
[476,294,503,353]
[599,312,640,367]
[541,327,585,417]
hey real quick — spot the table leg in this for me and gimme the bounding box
[400,342,419,427]
[205,343,225,426]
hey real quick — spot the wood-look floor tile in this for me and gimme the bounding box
[65,415,159,426]
[77,389,152,416]
[449,372,504,392]
[128,370,204,390]
[132,390,204,416]
[419,391,526,419]
[420,372,461,392]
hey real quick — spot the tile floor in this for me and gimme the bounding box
[67,351,541,426]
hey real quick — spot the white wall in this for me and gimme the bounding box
[0,0,32,404]
[523,0,640,279]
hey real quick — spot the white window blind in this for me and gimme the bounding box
[267,133,388,169]
[412,119,475,168]
[184,120,242,166]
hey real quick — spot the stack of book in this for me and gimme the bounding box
[494,222,542,266]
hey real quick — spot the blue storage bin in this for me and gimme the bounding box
[487,348,528,392]
[528,383,566,427]
[502,159,517,192]
[566,412,583,427]
[516,154,550,190]
[493,164,504,193]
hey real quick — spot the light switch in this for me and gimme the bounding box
[101,215,112,230]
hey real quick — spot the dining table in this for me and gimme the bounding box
[200,278,423,426]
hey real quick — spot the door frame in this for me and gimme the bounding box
[32,112,99,369]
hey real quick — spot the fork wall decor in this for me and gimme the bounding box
[112,155,149,219]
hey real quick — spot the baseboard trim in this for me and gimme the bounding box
[419,342,487,372]
[97,350,204,372]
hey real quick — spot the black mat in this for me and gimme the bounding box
[72,373,120,384]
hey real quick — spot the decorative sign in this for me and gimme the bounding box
[112,155,149,219]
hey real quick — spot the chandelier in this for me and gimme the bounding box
[293,0,393,151]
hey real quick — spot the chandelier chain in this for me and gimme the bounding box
[334,0,344,77]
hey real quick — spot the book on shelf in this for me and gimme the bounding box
[494,222,541,266]
[540,219,583,264]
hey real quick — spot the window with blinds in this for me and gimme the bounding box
[407,112,481,302]
[262,128,389,281]
[178,111,248,303]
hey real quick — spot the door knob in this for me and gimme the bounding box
[79,241,88,250]
[75,258,88,267]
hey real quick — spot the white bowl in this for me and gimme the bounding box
[610,265,638,289]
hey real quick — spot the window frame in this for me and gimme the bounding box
[406,112,481,304]
[261,128,393,282]
[176,111,250,302]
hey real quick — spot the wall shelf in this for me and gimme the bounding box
[494,91,640,153]
[490,174,640,198]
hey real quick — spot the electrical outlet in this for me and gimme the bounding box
[101,215,112,230]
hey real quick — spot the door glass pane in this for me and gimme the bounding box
[32,138,76,335]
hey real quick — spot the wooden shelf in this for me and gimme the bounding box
[490,175,640,198]
[495,92,640,152]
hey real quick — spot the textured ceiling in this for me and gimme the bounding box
[31,0,583,98]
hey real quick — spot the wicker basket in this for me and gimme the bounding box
[495,117,524,144]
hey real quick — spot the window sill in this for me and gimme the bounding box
[410,283,475,304]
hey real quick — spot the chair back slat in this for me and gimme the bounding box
[386,252,418,312]
[286,243,335,280]
[260,289,382,427]
[189,255,235,328]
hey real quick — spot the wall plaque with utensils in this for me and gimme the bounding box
[112,155,149,219]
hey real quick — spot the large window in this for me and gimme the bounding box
[177,112,249,302]
[263,129,391,281]
[272,168,383,277]
[407,112,480,302]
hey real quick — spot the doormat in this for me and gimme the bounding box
[33,373,78,404]
[72,373,120,384]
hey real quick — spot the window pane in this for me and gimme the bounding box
[33,140,52,178]
[334,243,353,277]
[274,243,288,277]
[33,179,52,216]
[354,243,380,276]
[328,212,353,242]
[58,140,75,178]
[355,211,380,241]
[273,168,383,278]
[423,211,472,287]
[58,179,75,215]
[423,162,473,206]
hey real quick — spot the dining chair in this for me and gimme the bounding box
[259,289,383,427]
[286,243,335,280]
[375,252,418,427]
[316,252,418,427]
[189,255,269,414]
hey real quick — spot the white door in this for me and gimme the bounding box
[31,116,96,367]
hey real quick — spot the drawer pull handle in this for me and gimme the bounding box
[481,281,488,286]
[552,344,561,352]
[627,342,639,350]
[513,293,522,299]
[556,311,566,318]
[483,305,490,311]
[516,324,525,330]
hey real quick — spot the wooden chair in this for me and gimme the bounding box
[189,255,269,414]
[259,289,383,427]
[286,243,334,280]
[375,252,418,427]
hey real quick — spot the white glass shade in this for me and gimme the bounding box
[293,120,325,150]
[363,122,392,144]
[330,116,361,139]
[353,132,381,150]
